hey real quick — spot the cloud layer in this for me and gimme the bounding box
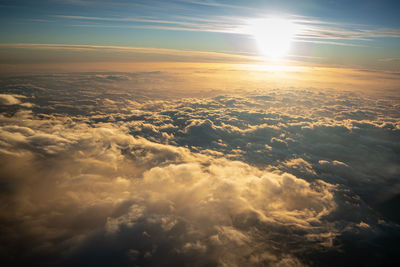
[1,72,400,266]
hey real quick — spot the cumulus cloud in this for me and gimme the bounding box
[0,72,400,266]
[0,112,337,266]
[0,94,22,105]
[0,94,34,110]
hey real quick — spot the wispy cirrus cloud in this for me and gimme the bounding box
[0,43,258,62]
[379,57,400,63]
[54,14,400,46]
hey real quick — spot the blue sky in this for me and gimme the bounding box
[0,0,399,70]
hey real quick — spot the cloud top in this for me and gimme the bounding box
[0,72,399,266]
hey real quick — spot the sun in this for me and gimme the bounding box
[249,18,297,59]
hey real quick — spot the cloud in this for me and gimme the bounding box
[0,111,337,266]
[0,72,400,266]
[0,43,256,63]
[53,13,400,46]
[0,94,23,105]
[379,57,400,63]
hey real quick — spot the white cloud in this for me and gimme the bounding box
[0,94,22,105]
[0,112,338,266]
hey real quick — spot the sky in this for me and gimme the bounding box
[1,1,400,267]
[0,0,400,71]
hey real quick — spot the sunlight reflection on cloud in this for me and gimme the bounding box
[0,72,399,266]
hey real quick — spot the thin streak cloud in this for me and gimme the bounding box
[54,14,400,46]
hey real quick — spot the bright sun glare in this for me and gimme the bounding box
[249,18,297,59]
